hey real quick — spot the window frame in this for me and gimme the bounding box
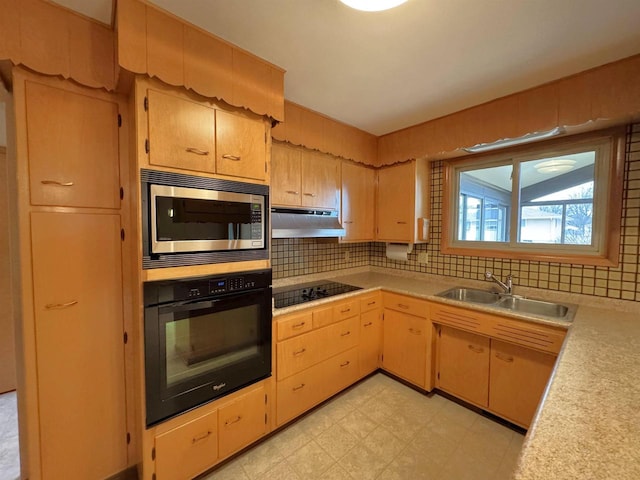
[442,128,625,267]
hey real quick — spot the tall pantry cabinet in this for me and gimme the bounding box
[11,69,132,479]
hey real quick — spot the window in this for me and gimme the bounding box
[442,129,625,266]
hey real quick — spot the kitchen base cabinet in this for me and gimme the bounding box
[359,302,382,376]
[382,309,428,389]
[382,292,430,389]
[436,325,490,407]
[155,410,218,480]
[489,339,556,427]
[218,383,267,459]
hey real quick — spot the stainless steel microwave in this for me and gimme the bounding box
[141,169,269,269]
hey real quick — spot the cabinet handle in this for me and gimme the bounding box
[185,147,210,156]
[293,383,306,391]
[45,300,78,310]
[340,331,351,337]
[292,321,306,329]
[396,221,407,224]
[363,322,373,327]
[344,221,354,224]
[367,301,376,306]
[41,180,74,187]
[495,352,514,363]
[340,361,351,367]
[303,192,317,197]
[397,303,409,309]
[409,328,422,335]
[286,190,300,195]
[340,308,351,314]
[192,431,212,444]
[222,154,241,161]
[293,348,306,356]
[224,415,242,426]
[468,345,484,354]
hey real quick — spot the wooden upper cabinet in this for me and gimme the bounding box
[25,80,121,209]
[147,88,216,173]
[341,161,375,242]
[146,6,184,86]
[271,143,302,206]
[301,150,339,209]
[376,160,430,243]
[215,110,266,181]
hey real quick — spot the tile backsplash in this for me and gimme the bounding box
[273,124,640,302]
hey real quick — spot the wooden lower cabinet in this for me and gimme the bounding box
[489,339,557,427]
[437,325,490,407]
[382,309,428,388]
[359,308,382,376]
[155,410,218,480]
[218,384,267,458]
[30,211,127,480]
[436,323,561,428]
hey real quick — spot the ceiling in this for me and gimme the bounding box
[37,1,640,135]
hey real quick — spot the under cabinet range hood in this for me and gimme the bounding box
[271,207,346,238]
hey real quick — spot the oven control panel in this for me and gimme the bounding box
[143,269,272,306]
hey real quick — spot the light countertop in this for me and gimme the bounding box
[272,267,640,480]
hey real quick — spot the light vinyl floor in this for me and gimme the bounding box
[0,390,19,480]
[202,373,524,480]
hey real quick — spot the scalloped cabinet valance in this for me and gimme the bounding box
[0,0,285,121]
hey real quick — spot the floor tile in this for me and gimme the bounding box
[286,439,335,479]
[338,443,390,480]
[315,423,359,461]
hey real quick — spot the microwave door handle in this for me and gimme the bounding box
[159,299,219,314]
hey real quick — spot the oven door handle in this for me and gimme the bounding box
[159,299,219,314]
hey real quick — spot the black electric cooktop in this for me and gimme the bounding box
[273,281,362,308]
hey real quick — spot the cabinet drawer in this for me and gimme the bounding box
[323,316,360,360]
[431,303,492,336]
[218,384,266,459]
[277,311,313,341]
[332,299,360,322]
[276,362,324,426]
[489,316,567,355]
[360,294,381,313]
[323,348,360,398]
[277,329,321,380]
[383,292,428,318]
[155,410,218,480]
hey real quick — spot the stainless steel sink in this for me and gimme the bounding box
[496,296,569,318]
[435,286,576,321]
[436,287,500,304]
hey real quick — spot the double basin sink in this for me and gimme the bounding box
[436,287,576,322]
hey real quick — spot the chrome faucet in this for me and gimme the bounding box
[485,271,514,295]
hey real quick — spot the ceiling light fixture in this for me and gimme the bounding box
[534,159,576,174]
[339,0,409,12]
[463,127,565,154]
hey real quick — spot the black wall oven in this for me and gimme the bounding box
[143,269,272,426]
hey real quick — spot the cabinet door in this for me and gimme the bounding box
[489,339,556,427]
[147,88,216,173]
[301,151,339,209]
[271,143,302,206]
[25,81,120,209]
[382,309,427,388]
[437,325,490,407]
[31,212,127,480]
[341,162,375,241]
[155,410,218,480]
[359,309,382,376]
[218,385,266,458]
[377,162,414,241]
[215,110,266,181]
